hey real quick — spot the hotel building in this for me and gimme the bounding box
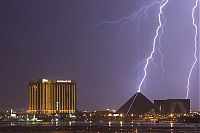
[28,79,77,114]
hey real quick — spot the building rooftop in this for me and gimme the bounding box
[29,78,76,84]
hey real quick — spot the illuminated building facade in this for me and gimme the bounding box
[28,79,77,114]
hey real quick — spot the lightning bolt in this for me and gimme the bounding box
[137,0,169,92]
[94,1,160,29]
[186,0,199,99]
[95,1,168,92]
[158,14,166,73]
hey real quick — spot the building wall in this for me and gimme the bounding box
[154,99,190,114]
[28,79,77,114]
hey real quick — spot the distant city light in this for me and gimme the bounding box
[113,114,119,117]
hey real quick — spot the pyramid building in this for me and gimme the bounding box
[117,92,159,115]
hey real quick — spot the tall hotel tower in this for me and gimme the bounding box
[28,79,77,114]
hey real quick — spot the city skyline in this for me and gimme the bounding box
[0,0,199,111]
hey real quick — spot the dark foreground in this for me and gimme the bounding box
[0,122,200,133]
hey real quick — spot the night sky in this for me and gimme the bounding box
[0,0,199,111]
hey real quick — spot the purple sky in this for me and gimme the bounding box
[0,0,199,111]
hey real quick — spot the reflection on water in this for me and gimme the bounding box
[0,121,200,133]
